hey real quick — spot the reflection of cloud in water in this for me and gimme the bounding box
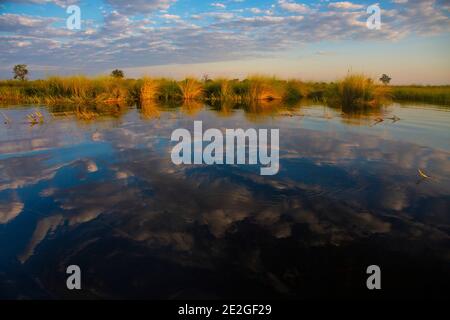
[18,181,144,263]
[0,198,23,224]
[86,160,98,173]
[1,106,449,297]
[18,215,64,263]
[0,155,64,192]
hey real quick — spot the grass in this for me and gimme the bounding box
[178,78,203,100]
[326,74,391,110]
[391,86,450,105]
[1,74,448,111]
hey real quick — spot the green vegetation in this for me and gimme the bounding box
[111,69,125,79]
[379,74,392,85]
[1,73,448,109]
[13,64,29,81]
[326,74,391,111]
[391,86,450,105]
[0,75,324,106]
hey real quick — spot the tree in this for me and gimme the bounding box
[202,74,211,83]
[111,69,124,78]
[379,74,391,85]
[13,64,28,81]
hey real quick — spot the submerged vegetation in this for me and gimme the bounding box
[0,74,449,111]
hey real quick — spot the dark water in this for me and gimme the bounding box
[0,101,449,299]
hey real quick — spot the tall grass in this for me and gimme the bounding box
[391,86,450,105]
[326,74,391,110]
[140,78,159,101]
[204,78,234,101]
[178,78,203,100]
[1,74,448,110]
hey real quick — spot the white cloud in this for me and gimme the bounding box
[0,0,449,78]
[278,0,310,13]
[328,2,364,10]
[161,14,181,20]
[105,0,176,15]
[211,2,226,9]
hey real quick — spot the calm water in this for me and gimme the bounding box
[0,101,449,299]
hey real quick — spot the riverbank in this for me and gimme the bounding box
[1,75,449,108]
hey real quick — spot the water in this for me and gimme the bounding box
[0,101,449,299]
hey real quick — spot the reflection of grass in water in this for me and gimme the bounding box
[180,100,203,115]
[47,103,127,123]
[206,99,308,121]
[339,108,386,127]
[208,100,235,117]
[76,110,97,121]
[139,100,161,119]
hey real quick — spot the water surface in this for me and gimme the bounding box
[0,101,449,299]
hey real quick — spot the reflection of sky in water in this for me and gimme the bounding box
[0,102,449,299]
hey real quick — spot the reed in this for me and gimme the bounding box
[1,75,448,109]
[140,78,159,102]
[283,80,309,102]
[204,78,234,101]
[326,74,391,110]
[157,79,181,101]
[391,86,450,105]
[178,78,203,100]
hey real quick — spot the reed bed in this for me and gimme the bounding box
[326,74,391,110]
[391,86,450,105]
[1,74,448,111]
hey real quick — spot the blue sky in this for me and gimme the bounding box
[0,0,449,84]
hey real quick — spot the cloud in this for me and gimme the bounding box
[0,13,59,32]
[0,200,24,224]
[105,0,177,15]
[5,0,78,7]
[161,14,181,20]
[278,0,310,13]
[0,0,449,77]
[328,2,364,10]
[211,2,226,9]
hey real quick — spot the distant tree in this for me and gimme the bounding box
[202,74,211,83]
[111,69,125,78]
[13,64,28,81]
[379,74,391,85]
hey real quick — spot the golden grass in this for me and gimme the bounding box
[26,111,44,125]
[1,74,448,111]
[178,78,203,100]
[140,100,161,119]
[326,74,391,110]
[140,78,159,101]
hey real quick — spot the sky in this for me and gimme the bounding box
[0,0,449,84]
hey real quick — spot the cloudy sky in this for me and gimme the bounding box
[0,0,449,84]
